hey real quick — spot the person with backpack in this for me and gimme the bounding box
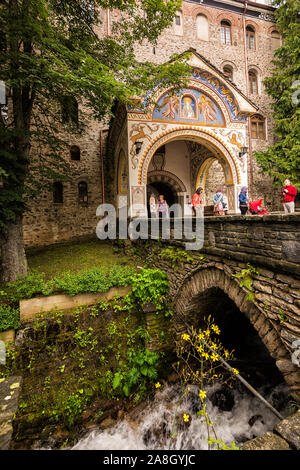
[239,186,248,215]
[213,188,225,216]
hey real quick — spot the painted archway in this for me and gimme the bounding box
[138,128,240,186]
[134,127,241,213]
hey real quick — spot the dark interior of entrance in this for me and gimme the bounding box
[147,181,178,213]
[189,287,286,393]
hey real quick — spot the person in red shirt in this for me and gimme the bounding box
[192,187,205,216]
[281,179,297,213]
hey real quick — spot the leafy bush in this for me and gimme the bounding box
[6,266,136,300]
[112,348,160,398]
[6,271,54,302]
[131,268,169,309]
[0,304,20,332]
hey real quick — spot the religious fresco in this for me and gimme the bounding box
[192,70,248,122]
[152,88,225,126]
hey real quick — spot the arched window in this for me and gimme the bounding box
[271,30,281,52]
[70,145,81,161]
[61,95,78,126]
[78,181,88,203]
[248,70,258,94]
[223,65,233,80]
[246,26,256,50]
[174,11,183,35]
[251,115,266,140]
[53,182,63,204]
[196,14,209,41]
[221,20,231,45]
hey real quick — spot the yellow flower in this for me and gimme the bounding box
[182,334,190,341]
[201,352,209,360]
[211,342,218,350]
[211,353,219,362]
[198,332,204,340]
[187,386,191,391]
[211,324,220,335]
[224,350,229,359]
[204,329,210,337]
[232,368,239,375]
[183,414,190,422]
[199,390,207,400]
[155,382,161,388]
[197,345,203,353]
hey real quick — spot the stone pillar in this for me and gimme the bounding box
[142,302,174,353]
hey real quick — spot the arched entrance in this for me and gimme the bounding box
[174,267,300,396]
[138,129,241,215]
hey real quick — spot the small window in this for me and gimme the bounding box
[78,181,88,204]
[174,11,183,35]
[196,14,209,41]
[271,30,281,51]
[53,182,63,204]
[61,96,78,126]
[249,70,258,94]
[246,26,255,50]
[223,65,233,80]
[251,115,265,139]
[221,20,231,45]
[70,145,81,161]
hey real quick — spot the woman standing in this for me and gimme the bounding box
[239,186,248,215]
[281,179,297,213]
[192,187,205,216]
[158,195,168,218]
[213,188,225,216]
[149,193,157,217]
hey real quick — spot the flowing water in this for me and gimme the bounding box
[72,382,290,450]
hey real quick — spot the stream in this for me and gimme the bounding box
[72,381,290,450]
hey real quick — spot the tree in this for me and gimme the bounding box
[253,0,300,189]
[0,0,189,282]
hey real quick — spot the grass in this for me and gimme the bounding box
[26,239,134,280]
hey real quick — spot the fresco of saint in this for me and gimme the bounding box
[181,96,196,119]
[161,95,180,119]
[198,95,217,122]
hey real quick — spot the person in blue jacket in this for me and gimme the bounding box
[239,187,248,215]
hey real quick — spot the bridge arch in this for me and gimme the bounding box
[173,267,299,395]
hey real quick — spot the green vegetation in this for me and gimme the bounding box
[27,240,135,280]
[234,264,259,302]
[2,298,161,433]
[0,304,20,333]
[112,348,160,399]
[131,268,172,315]
[5,265,135,301]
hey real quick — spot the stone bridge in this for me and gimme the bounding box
[138,213,300,399]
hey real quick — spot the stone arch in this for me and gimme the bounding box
[138,127,241,187]
[191,5,213,23]
[147,170,187,193]
[173,267,300,396]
